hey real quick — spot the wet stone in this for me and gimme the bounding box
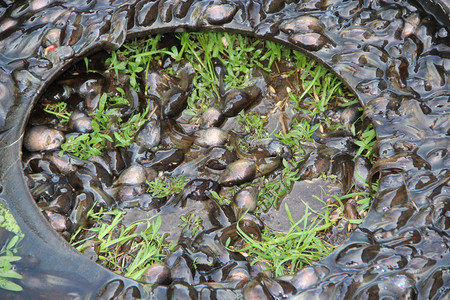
[170,256,194,284]
[227,266,251,284]
[44,45,74,65]
[200,107,224,128]
[242,279,271,299]
[219,159,256,186]
[69,191,94,231]
[194,127,228,148]
[261,276,295,299]
[292,266,322,290]
[142,263,171,285]
[205,4,238,25]
[116,185,146,202]
[135,120,161,150]
[205,147,237,170]
[45,211,69,232]
[232,186,258,214]
[288,33,326,51]
[49,187,73,214]
[69,110,92,133]
[114,165,147,185]
[163,89,189,119]
[42,28,61,48]
[254,21,281,37]
[340,105,361,126]
[23,126,65,152]
[353,156,371,189]
[281,16,325,34]
[222,86,261,118]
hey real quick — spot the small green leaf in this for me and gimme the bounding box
[0,256,21,264]
[6,236,19,250]
[0,278,22,292]
[116,87,125,95]
[0,269,22,279]
[154,216,162,232]
[348,219,363,224]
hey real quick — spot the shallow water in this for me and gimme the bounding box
[261,178,343,232]
[0,0,448,298]
[22,37,357,276]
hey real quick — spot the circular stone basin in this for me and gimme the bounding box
[0,0,448,299]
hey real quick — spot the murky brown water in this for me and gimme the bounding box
[23,35,365,275]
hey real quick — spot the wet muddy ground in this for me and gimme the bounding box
[23,33,374,283]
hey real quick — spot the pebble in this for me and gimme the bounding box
[23,126,65,152]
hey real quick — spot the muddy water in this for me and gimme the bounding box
[261,178,343,232]
[0,0,448,299]
[22,39,355,262]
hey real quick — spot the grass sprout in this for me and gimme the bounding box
[180,213,204,238]
[210,190,231,206]
[257,160,300,212]
[146,176,186,198]
[237,110,269,139]
[233,203,336,277]
[58,90,150,159]
[354,123,376,158]
[70,208,175,280]
[43,102,72,123]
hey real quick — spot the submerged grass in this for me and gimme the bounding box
[53,31,362,160]
[257,159,300,212]
[146,176,186,198]
[62,32,376,279]
[70,207,175,280]
[56,90,150,159]
[43,102,71,123]
[234,203,336,277]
